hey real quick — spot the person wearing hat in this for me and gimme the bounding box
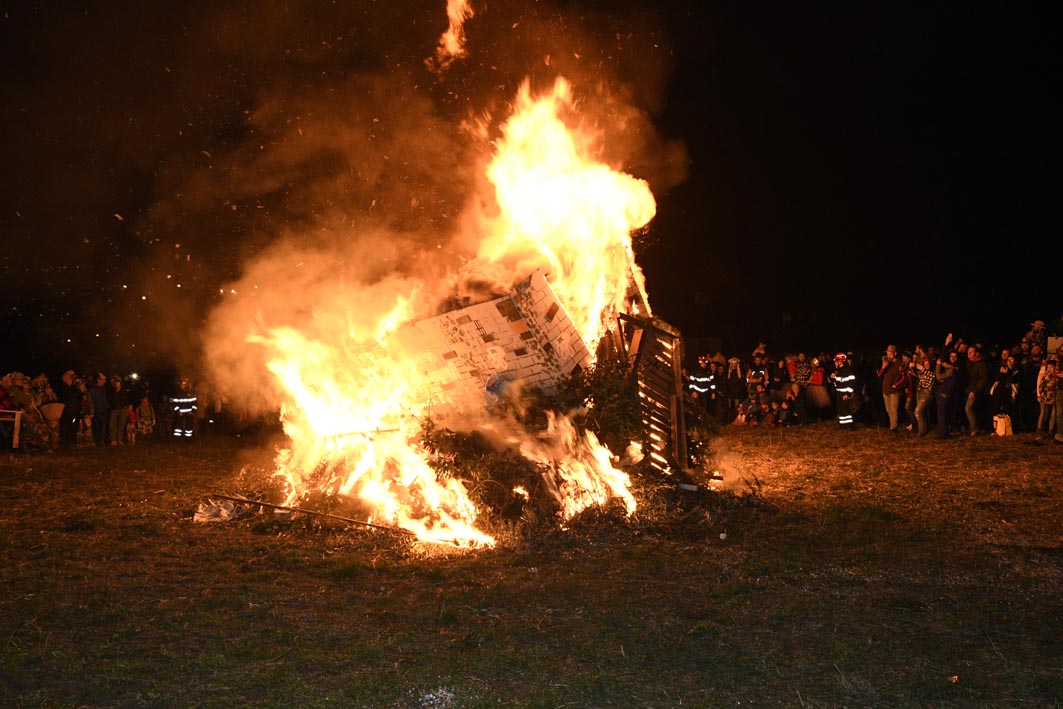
[1028,319,1047,350]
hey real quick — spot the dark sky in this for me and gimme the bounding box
[1,2,1059,379]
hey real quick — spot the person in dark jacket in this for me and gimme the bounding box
[964,345,991,435]
[935,351,960,439]
[1016,346,1043,432]
[990,355,1021,419]
[56,369,82,449]
[106,376,130,446]
[723,358,746,423]
[88,372,110,446]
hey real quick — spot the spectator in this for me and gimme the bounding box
[1053,360,1063,443]
[902,350,917,429]
[1036,358,1058,437]
[765,400,782,427]
[88,372,110,447]
[783,383,804,425]
[767,357,790,403]
[77,375,93,447]
[1016,339,1033,368]
[949,342,969,432]
[935,351,960,439]
[788,352,812,421]
[1016,345,1042,431]
[745,353,767,402]
[56,369,82,449]
[911,354,936,436]
[107,376,130,446]
[709,361,728,424]
[877,345,905,431]
[806,356,832,421]
[964,344,991,435]
[724,358,746,423]
[1027,319,1048,351]
[126,403,139,445]
[990,354,1020,421]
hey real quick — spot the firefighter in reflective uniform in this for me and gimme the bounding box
[172,378,198,440]
[830,352,857,428]
[687,355,713,411]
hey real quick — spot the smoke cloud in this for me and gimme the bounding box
[6,0,688,393]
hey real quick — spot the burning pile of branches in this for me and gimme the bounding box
[209,352,725,552]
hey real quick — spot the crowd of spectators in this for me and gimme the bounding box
[0,369,264,452]
[686,316,1063,443]
[0,370,164,452]
[3,315,1061,453]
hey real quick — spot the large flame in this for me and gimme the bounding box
[256,78,655,546]
[481,78,655,349]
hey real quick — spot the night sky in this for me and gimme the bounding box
[2,2,1059,381]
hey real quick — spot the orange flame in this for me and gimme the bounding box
[433,0,475,68]
[518,412,637,521]
[480,77,655,349]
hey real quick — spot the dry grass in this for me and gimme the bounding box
[1,424,1061,708]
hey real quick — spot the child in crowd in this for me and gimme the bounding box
[126,405,139,445]
[136,395,157,440]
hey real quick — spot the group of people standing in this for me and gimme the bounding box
[47,372,201,449]
[687,318,1063,442]
[53,371,160,448]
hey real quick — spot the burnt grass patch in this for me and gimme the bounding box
[2,425,1062,707]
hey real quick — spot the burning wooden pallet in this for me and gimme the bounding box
[615,314,690,477]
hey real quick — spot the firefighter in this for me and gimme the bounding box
[830,352,857,428]
[687,355,713,411]
[172,377,198,440]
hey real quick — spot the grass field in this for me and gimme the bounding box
[2,424,1061,708]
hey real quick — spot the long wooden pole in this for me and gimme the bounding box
[210,492,460,547]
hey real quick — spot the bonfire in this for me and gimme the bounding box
[201,27,684,547]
